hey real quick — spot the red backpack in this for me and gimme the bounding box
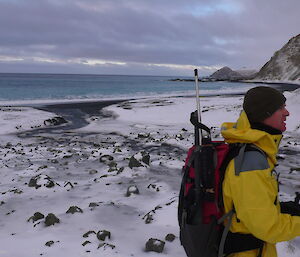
[178,112,264,257]
[183,142,229,224]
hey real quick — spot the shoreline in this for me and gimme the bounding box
[1,80,298,134]
[12,81,299,134]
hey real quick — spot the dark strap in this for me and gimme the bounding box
[234,144,247,176]
[218,210,234,257]
[257,244,264,257]
[224,232,264,255]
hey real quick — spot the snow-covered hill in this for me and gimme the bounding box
[255,34,300,83]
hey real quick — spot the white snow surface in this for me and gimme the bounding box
[0,106,57,135]
[0,89,299,257]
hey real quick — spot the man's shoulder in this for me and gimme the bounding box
[237,148,269,173]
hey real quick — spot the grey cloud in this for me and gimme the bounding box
[0,0,299,75]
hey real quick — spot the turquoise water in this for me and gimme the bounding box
[0,73,257,103]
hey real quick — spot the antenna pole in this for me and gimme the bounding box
[194,69,202,145]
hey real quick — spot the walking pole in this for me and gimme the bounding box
[194,69,202,145]
[193,69,203,217]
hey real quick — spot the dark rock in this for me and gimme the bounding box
[44,213,60,226]
[108,161,118,172]
[141,153,150,165]
[176,134,184,140]
[128,156,142,168]
[277,154,285,160]
[113,147,122,153]
[99,155,114,164]
[290,167,300,172]
[28,212,45,222]
[66,206,83,214]
[145,238,165,253]
[5,142,12,148]
[28,175,55,189]
[83,231,96,238]
[45,180,55,188]
[165,233,176,242]
[144,214,153,224]
[44,116,67,126]
[63,154,73,159]
[138,133,150,138]
[45,241,54,247]
[82,241,91,247]
[126,185,139,197]
[28,178,41,189]
[96,230,111,241]
[11,189,23,194]
[89,202,99,208]
[97,242,115,249]
[117,167,124,174]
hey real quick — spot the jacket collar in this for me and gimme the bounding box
[221,111,282,165]
[250,122,282,135]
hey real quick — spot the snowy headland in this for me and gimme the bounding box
[0,88,300,257]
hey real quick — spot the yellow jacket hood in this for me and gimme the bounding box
[221,111,282,165]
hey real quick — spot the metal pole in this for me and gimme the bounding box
[194,69,202,145]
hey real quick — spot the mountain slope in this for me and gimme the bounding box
[255,34,300,82]
[209,66,242,80]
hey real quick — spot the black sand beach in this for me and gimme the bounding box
[30,99,126,133]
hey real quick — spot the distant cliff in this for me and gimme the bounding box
[209,66,241,80]
[209,66,256,81]
[169,67,257,82]
[255,34,300,82]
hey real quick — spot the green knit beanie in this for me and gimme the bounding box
[243,86,286,122]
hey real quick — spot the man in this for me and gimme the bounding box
[221,86,299,257]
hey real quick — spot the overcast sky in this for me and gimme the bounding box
[0,0,299,76]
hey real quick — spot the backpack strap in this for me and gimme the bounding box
[217,209,235,257]
[217,208,264,257]
[219,143,266,257]
[234,144,247,176]
[234,144,268,176]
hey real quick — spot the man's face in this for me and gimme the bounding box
[262,105,289,132]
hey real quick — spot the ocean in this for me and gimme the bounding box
[0,73,276,104]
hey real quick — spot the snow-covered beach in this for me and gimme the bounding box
[0,86,300,257]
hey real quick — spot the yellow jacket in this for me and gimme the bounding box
[221,111,300,257]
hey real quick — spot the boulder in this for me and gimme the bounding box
[126,185,140,197]
[145,238,165,253]
[44,116,67,126]
[28,174,55,189]
[44,213,60,226]
[128,156,142,168]
[96,230,111,241]
[165,233,176,242]
[66,206,83,214]
[27,212,45,222]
